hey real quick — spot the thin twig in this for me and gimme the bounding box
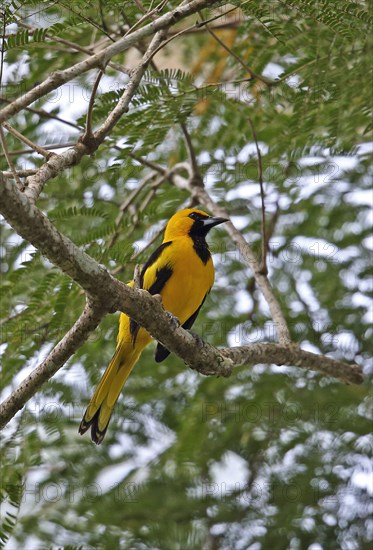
[118,174,157,214]
[58,1,115,42]
[1,169,38,178]
[18,21,131,78]
[0,126,23,189]
[167,19,241,36]
[0,142,76,157]
[83,70,104,140]
[265,200,280,252]
[0,95,80,130]
[2,121,54,158]
[111,223,164,276]
[107,172,159,249]
[0,10,5,88]
[108,168,172,252]
[133,264,143,288]
[248,116,267,275]
[98,0,109,33]
[139,183,158,212]
[133,224,165,260]
[195,5,240,29]
[180,122,201,183]
[146,22,198,59]
[128,152,167,174]
[133,0,146,14]
[206,24,276,86]
[124,0,169,36]
[143,3,244,61]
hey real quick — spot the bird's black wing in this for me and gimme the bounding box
[154,295,207,363]
[130,241,173,343]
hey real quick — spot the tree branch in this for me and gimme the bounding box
[82,70,104,140]
[205,24,276,86]
[2,121,53,159]
[0,298,105,429]
[180,122,203,186]
[220,344,363,385]
[247,116,267,274]
[1,169,37,178]
[0,143,76,157]
[92,28,168,143]
[0,171,364,428]
[0,95,80,130]
[0,126,23,189]
[17,21,132,79]
[22,25,168,203]
[0,0,221,124]
[124,0,169,36]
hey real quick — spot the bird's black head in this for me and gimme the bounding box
[163,208,228,241]
[187,210,228,238]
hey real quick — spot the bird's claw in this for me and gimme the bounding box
[166,310,180,330]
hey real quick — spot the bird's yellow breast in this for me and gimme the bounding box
[143,235,214,325]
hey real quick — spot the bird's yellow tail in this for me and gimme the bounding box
[79,336,148,444]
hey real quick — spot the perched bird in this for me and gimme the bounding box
[79,208,227,444]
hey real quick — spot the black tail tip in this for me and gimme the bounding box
[78,419,90,436]
[78,409,109,445]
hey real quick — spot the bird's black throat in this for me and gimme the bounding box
[189,234,211,264]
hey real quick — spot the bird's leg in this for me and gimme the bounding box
[152,293,181,330]
[165,310,180,330]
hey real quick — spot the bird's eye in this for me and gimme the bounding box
[189,211,209,222]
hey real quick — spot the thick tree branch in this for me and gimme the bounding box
[0,0,221,124]
[0,172,364,428]
[0,175,115,301]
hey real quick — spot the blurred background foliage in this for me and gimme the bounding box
[0,1,372,549]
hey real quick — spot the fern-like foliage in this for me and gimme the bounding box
[49,205,110,221]
[235,0,372,41]
[0,436,23,549]
[1,1,372,549]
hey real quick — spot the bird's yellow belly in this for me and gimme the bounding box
[119,240,214,346]
[161,257,213,324]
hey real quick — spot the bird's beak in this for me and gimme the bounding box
[203,216,229,228]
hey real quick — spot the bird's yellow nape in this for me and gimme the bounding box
[163,208,210,240]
